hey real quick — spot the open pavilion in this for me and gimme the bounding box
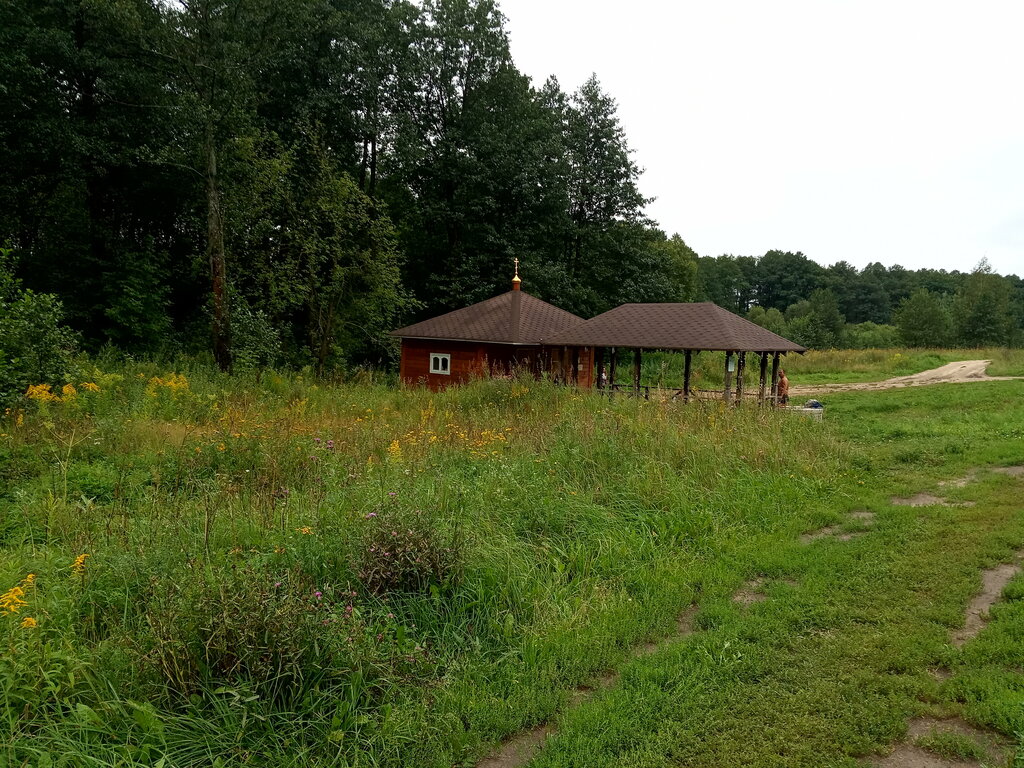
[541,302,806,404]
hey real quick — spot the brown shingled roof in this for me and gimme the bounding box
[542,303,806,352]
[391,291,584,345]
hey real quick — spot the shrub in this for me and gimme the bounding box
[0,248,78,407]
[143,566,359,705]
[230,298,282,374]
[357,509,462,595]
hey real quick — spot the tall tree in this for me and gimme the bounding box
[893,288,953,347]
[155,0,289,369]
[0,0,184,349]
[755,250,823,311]
[953,259,1014,347]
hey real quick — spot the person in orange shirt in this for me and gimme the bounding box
[777,368,790,405]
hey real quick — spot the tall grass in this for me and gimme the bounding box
[2,363,860,766]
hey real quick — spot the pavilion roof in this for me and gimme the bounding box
[542,302,806,353]
[391,290,584,345]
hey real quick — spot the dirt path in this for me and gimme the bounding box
[791,360,1024,396]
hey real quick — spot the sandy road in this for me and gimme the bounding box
[791,359,1024,395]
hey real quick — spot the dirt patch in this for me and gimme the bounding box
[952,559,1023,648]
[938,472,978,489]
[801,525,842,543]
[928,668,952,682]
[993,465,1024,477]
[733,577,768,605]
[801,510,875,544]
[792,360,1024,396]
[869,716,1011,768]
[477,724,554,768]
[891,493,952,507]
[636,604,700,657]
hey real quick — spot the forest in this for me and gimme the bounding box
[2,0,1023,391]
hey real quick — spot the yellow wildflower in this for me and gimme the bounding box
[26,384,58,402]
[61,384,78,399]
[1,586,27,615]
[217,443,226,452]
[387,439,402,460]
[80,382,101,392]
[20,616,37,629]
[71,553,90,576]
[296,526,313,535]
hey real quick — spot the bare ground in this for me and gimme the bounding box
[732,577,768,605]
[801,510,875,543]
[891,493,974,508]
[868,716,1011,768]
[792,360,1024,396]
[951,554,1024,648]
[993,466,1024,478]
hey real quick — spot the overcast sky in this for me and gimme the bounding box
[499,0,1024,276]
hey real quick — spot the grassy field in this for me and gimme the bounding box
[2,353,1024,767]
[627,347,1024,390]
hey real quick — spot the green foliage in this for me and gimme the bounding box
[2,0,1022,361]
[228,298,281,373]
[756,250,824,311]
[843,321,899,349]
[954,258,1015,347]
[0,250,77,406]
[785,289,845,349]
[893,288,954,347]
[746,305,788,337]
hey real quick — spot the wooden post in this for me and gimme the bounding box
[683,349,692,403]
[723,351,733,405]
[735,351,746,405]
[571,347,580,386]
[770,352,781,406]
[633,348,642,394]
[758,352,768,404]
[609,347,618,393]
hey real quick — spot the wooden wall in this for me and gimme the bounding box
[544,346,595,388]
[399,339,542,391]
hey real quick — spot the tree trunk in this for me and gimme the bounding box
[205,128,231,371]
[368,134,378,198]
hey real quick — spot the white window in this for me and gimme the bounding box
[430,353,451,375]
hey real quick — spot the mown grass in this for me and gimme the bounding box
[528,381,1024,767]
[3,364,1024,767]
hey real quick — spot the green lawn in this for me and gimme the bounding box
[531,381,1024,767]
[2,366,1023,766]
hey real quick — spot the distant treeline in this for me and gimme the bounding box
[700,252,1023,350]
[2,0,1021,378]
